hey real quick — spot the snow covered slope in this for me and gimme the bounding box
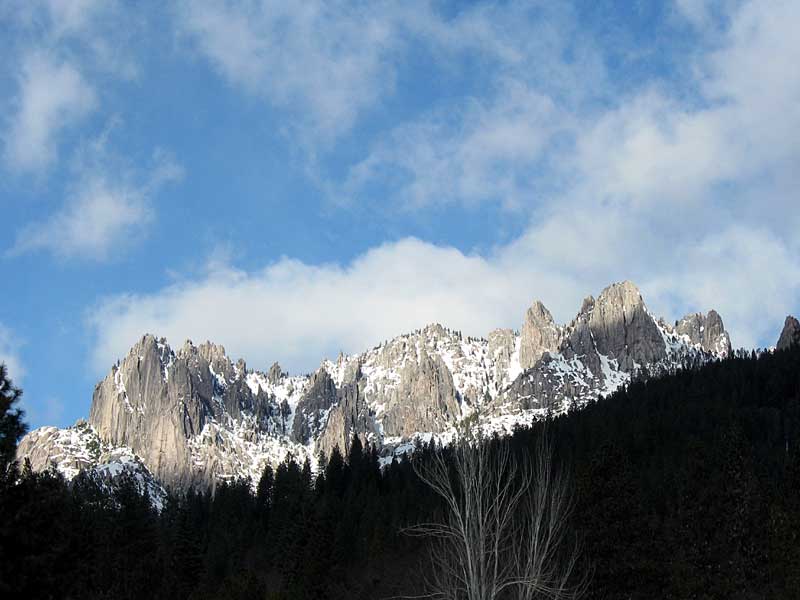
[16,420,166,508]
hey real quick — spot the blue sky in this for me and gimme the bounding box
[1,0,798,430]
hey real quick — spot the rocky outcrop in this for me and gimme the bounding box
[16,420,166,508]
[88,335,196,489]
[560,296,602,378]
[316,371,380,459]
[519,301,560,369]
[588,281,668,371]
[501,353,597,412]
[380,347,460,438]
[267,362,283,384]
[488,328,518,384]
[20,280,734,493]
[292,368,338,444]
[777,315,800,350]
[675,310,732,356]
[495,281,731,416]
[88,335,290,489]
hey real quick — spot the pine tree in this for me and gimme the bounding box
[0,364,26,478]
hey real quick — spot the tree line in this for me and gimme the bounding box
[1,345,799,598]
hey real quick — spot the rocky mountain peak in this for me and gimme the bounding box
[21,280,740,494]
[578,295,595,317]
[197,341,237,383]
[777,315,800,351]
[595,280,645,310]
[675,310,731,356]
[177,338,196,357]
[422,322,448,339]
[588,280,666,371]
[197,341,229,365]
[519,300,560,369]
[267,361,283,384]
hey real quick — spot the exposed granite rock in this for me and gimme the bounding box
[291,368,338,444]
[519,301,560,369]
[777,315,800,351]
[88,335,284,489]
[675,310,732,356]
[560,296,602,378]
[22,281,735,493]
[587,281,667,372]
[380,346,460,438]
[316,370,380,459]
[488,328,517,384]
[17,420,99,476]
[501,353,597,412]
[495,282,729,416]
[267,362,283,384]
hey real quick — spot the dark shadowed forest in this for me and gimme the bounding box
[2,345,800,599]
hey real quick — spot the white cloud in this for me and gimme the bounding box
[645,226,800,349]
[177,0,401,141]
[85,0,800,374]
[3,52,96,172]
[0,323,25,385]
[176,1,602,146]
[87,238,530,374]
[575,1,800,214]
[344,81,569,209]
[9,149,182,260]
[87,236,602,375]
[86,220,799,378]
[674,0,715,28]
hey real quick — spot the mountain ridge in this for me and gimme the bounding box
[18,281,736,492]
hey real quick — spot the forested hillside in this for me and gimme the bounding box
[2,345,799,599]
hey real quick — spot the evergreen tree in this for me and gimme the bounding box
[0,364,26,478]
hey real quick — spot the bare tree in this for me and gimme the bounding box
[406,427,585,600]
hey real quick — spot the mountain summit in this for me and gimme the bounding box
[777,315,800,351]
[18,281,733,491]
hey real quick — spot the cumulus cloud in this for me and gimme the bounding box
[86,0,800,374]
[3,52,96,172]
[0,323,25,385]
[88,217,799,378]
[175,1,601,146]
[87,239,530,374]
[176,0,402,141]
[344,81,569,210]
[9,148,183,260]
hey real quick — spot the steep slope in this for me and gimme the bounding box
[18,281,733,491]
[87,336,310,489]
[491,282,731,420]
[777,315,800,350]
[16,420,166,508]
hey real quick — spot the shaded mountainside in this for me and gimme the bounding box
[777,315,800,351]
[19,280,734,491]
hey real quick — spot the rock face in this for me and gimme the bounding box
[777,316,800,350]
[87,335,303,489]
[20,281,735,492]
[487,328,521,393]
[292,369,338,444]
[675,310,732,356]
[519,301,561,369]
[380,347,460,438]
[492,282,733,417]
[588,281,668,371]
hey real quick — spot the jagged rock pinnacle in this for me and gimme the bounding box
[777,315,800,351]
